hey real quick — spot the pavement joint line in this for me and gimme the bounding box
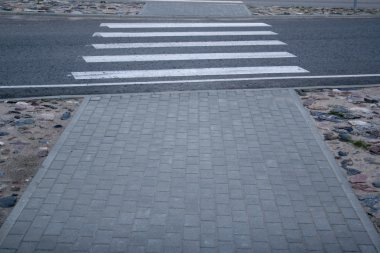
[291,90,380,251]
[2,73,380,89]
[0,95,90,246]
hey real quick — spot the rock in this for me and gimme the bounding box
[350,107,372,114]
[0,131,9,137]
[37,147,49,157]
[330,105,350,114]
[42,104,57,109]
[369,144,380,155]
[7,110,21,114]
[15,118,34,126]
[347,95,364,104]
[10,186,20,192]
[348,120,370,126]
[350,174,368,183]
[37,113,55,121]
[324,131,338,140]
[61,111,71,120]
[359,195,380,212]
[341,159,353,169]
[303,98,314,106]
[364,97,379,104]
[38,139,49,144]
[372,181,380,188]
[0,141,4,146]
[338,151,348,156]
[345,168,361,176]
[53,124,63,128]
[0,196,17,208]
[364,157,380,165]
[15,102,30,111]
[338,132,352,142]
[310,111,341,123]
[308,104,329,110]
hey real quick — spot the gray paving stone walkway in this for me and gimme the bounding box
[140,2,251,17]
[0,89,379,252]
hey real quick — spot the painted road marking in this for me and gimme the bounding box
[3,74,380,89]
[71,66,308,80]
[100,23,270,28]
[93,31,277,37]
[83,52,296,63]
[92,40,286,49]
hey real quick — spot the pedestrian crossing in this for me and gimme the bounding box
[72,22,309,82]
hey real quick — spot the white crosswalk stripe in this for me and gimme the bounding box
[83,52,296,63]
[92,40,286,49]
[100,22,270,28]
[93,31,277,38]
[72,66,308,80]
[73,22,309,81]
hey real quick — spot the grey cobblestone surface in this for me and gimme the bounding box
[0,89,378,252]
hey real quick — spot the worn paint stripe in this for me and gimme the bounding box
[71,66,308,80]
[100,22,270,28]
[93,31,277,37]
[92,40,286,49]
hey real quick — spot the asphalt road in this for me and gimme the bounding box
[0,14,380,97]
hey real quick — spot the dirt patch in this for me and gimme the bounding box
[249,6,380,16]
[0,0,144,15]
[0,97,82,226]
[298,87,380,232]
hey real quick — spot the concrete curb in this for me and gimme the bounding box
[0,95,90,246]
[0,9,379,19]
[290,89,380,251]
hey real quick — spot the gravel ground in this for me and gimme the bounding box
[0,97,81,226]
[298,87,380,233]
[0,0,144,15]
[249,6,380,16]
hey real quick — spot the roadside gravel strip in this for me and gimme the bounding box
[0,0,143,16]
[249,6,380,16]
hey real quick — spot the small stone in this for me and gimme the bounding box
[0,141,4,146]
[15,102,30,111]
[53,124,63,128]
[338,132,352,142]
[0,196,17,208]
[61,111,71,120]
[324,131,338,140]
[338,151,348,156]
[341,159,353,169]
[38,139,49,144]
[369,145,380,155]
[42,104,57,109]
[0,131,9,137]
[348,120,370,126]
[364,97,379,104]
[350,174,368,183]
[359,195,380,212]
[372,181,380,188]
[345,168,361,176]
[15,118,35,127]
[11,186,20,192]
[37,147,49,157]
[37,113,55,121]
[7,110,21,114]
